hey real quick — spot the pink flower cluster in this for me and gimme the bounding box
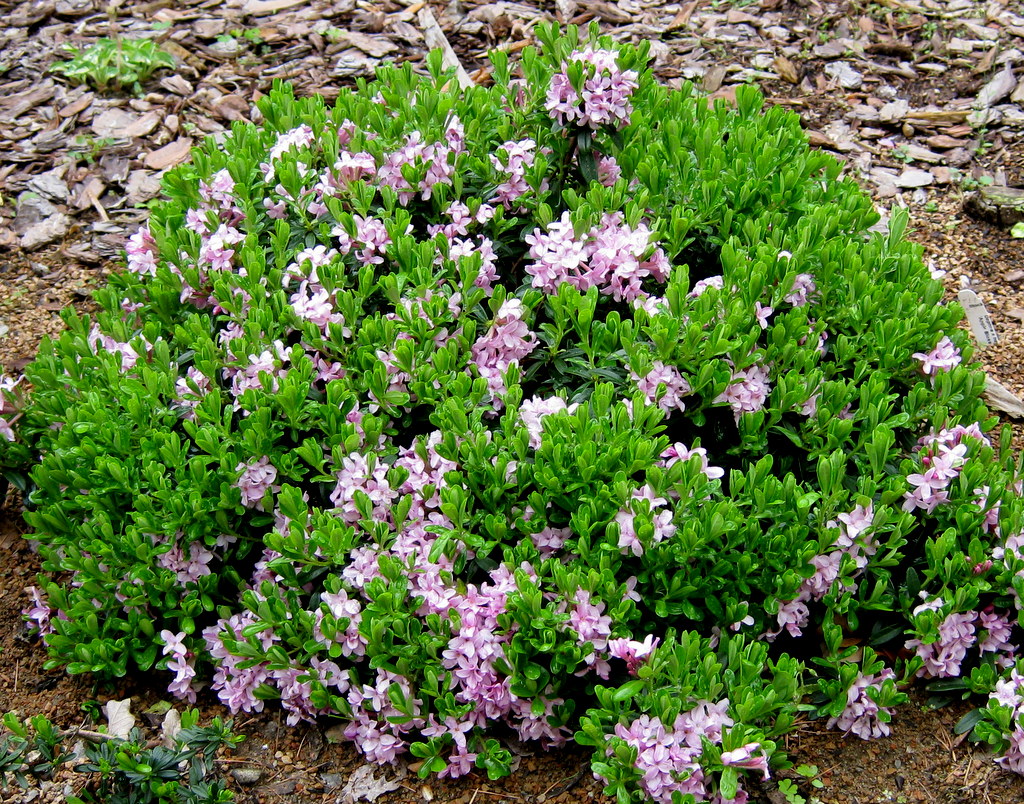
[173,367,211,420]
[470,299,538,406]
[902,423,989,514]
[913,335,961,378]
[204,611,274,715]
[519,395,577,449]
[224,340,291,400]
[773,504,876,640]
[716,363,771,422]
[658,442,725,483]
[826,668,896,740]
[330,451,395,524]
[490,139,543,209]
[0,374,21,442]
[154,531,214,586]
[165,168,254,305]
[601,701,761,804]
[907,601,1015,678]
[784,273,816,306]
[631,361,691,416]
[546,47,639,130]
[608,634,659,675]
[22,586,55,636]
[126,226,159,277]
[235,455,279,509]
[990,668,1024,774]
[376,117,465,205]
[260,124,316,182]
[333,215,395,267]
[87,325,146,372]
[161,630,199,703]
[525,211,669,302]
[615,485,677,557]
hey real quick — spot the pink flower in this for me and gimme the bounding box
[913,336,961,377]
[491,139,540,209]
[126,226,158,276]
[785,273,816,306]
[658,442,724,481]
[470,299,537,408]
[721,742,770,779]
[774,596,809,638]
[524,212,668,302]
[290,282,345,331]
[978,609,1014,655]
[22,586,54,636]
[907,610,978,678]
[519,395,576,449]
[160,629,198,703]
[716,363,771,421]
[608,634,659,675]
[597,155,622,186]
[545,47,639,130]
[330,452,396,523]
[826,668,896,740]
[615,486,676,557]
[531,526,571,557]
[690,276,723,297]
[632,361,691,415]
[235,455,278,509]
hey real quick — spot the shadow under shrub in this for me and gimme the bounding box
[8,22,1024,804]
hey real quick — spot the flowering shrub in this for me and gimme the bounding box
[8,22,1024,800]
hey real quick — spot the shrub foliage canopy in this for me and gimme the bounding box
[9,24,1024,803]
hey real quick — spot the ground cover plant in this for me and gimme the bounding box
[0,709,240,802]
[5,23,1024,803]
[49,35,176,94]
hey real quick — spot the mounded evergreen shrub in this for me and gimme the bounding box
[8,24,1024,802]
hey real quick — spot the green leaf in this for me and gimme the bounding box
[719,766,739,801]
[953,708,985,735]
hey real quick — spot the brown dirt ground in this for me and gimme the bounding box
[2,0,1024,802]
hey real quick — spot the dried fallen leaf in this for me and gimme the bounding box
[332,30,399,58]
[974,45,997,75]
[122,110,162,139]
[418,6,474,90]
[772,55,800,84]
[340,765,402,804]
[58,92,94,119]
[160,75,194,97]
[555,0,576,22]
[974,66,1017,109]
[104,699,135,740]
[904,109,970,127]
[74,176,106,211]
[665,0,700,31]
[144,138,193,170]
[160,709,182,748]
[702,65,727,93]
[91,108,137,139]
[212,95,251,122]
[126,170,162,205]
[895,168,933,188]
[985,377,1024,419]
[243,0,307,13]
[925,134,967,149]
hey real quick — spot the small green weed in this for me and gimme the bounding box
[0,709,241,802]
[68,135,118,165]
[50,37,175,94]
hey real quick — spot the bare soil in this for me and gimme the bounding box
[2,0,1024,801]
